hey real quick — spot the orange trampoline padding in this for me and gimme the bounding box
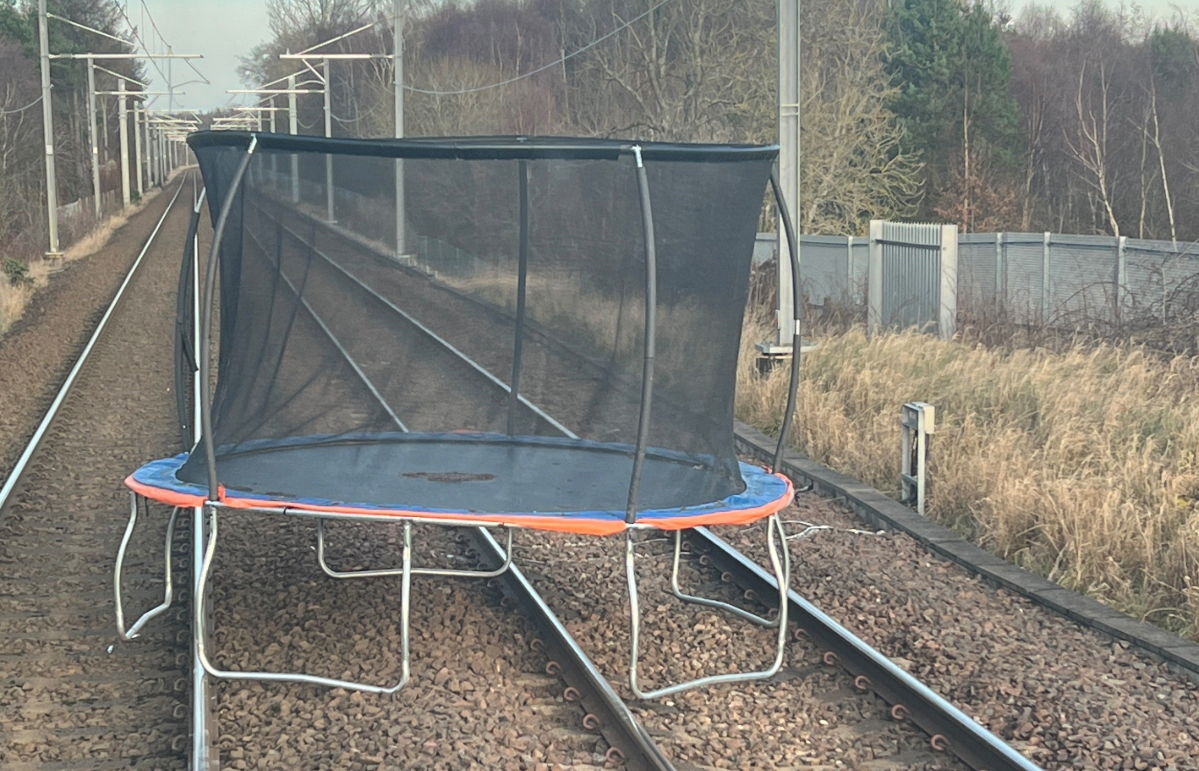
[126,435,793,535]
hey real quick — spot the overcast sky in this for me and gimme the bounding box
[137,0,1196,112]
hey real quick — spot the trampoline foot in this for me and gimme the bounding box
[668,528,780,627]
[317,518,513,579]
[195,505,411,694]
[626,514,791,700]
[115,493,179,641]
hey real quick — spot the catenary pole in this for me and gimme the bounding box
[776,0,799,350]
[324,57,334,222]
[288,73,299,203]
[133,101,143,198]
[394,0,405,256]
[86,56,101,218]
[37,0,60,255]
[118,78,130,207]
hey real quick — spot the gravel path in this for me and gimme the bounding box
[0,177,193,770]
[715,494,1199,770]
[0,186,175,482]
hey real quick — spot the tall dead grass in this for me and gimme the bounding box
[0,188,159,337]
[737,323,1199,638]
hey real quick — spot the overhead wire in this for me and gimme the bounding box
[402,0,673,96]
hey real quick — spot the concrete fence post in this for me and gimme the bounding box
[868,220,883,334]
[1042,232,1052,320]
[1115,235,1127,322]
[846,235,855,302]
[940,224,958,339]
[995,232,1004,314]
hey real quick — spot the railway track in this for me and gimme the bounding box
[0,160,1041,770]
[0,175,193,770]
[242,187,1040,771]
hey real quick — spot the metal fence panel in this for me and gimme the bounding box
[880,222,942,332]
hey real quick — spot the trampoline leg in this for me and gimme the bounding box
[195,506,412,694]
[115,492,179,641]
[626,515,791,700]
[316,519,514,579]
[668,528,781,627]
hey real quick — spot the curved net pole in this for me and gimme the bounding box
[768,165,803,475]
[625,145,657,525]
[507,159,530,436]
[175,187,206,451]
[199,136,258,500]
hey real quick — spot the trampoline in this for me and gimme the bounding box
[115,132,805,700]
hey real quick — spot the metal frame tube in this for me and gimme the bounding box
[195,505,411,693]
[318,518,514,579]
[769,167,802,473]
[625,146,657,524]
[507,160,529,436]
[199,137,258,499]
[626,514,790,699]
[114,493,180,640]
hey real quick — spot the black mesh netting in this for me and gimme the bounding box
[182,133,776,515]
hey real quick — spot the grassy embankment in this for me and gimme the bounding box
[737,324,1199,638]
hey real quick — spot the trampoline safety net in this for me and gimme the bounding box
[182,132,779,521]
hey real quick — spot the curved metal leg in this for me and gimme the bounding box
[115,492,180,641]
[627,515,791,700]
[669,528,781,627]
[195,505,411,694]
[317,518,513,579]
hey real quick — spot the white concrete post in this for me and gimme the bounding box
[118,79,130,207]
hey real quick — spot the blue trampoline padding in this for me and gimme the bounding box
[126,433,793,535]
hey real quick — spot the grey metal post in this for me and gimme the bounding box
[288,74,299,203]
[867,219,883,334]
[394,0,406,256]
[118,79,130,207]
[37,0,60,255]
[86,57,102,218]
[775,0,799,349]
[1041,232,1051,319]
[939,224,958,339]
[324,58,334,222]
[1116,235,1127,321]
[995,232,1004,314]
[133,102,143,199]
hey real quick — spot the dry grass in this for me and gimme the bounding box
[0,188,160,338]
[737,322,1199,638]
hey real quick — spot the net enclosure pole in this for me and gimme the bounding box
[507,160,530,436]
[769,167,802,472]
[323,58,334,222]
[118,79,130,207]
[625,146,657,525]
[393,0,405,256]
[86,56,101,218]
[37,0,60,255]
[199,137,259,499]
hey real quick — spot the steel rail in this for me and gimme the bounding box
[686,527,1043,771]
[0,175,189,525]
[468,527,676,771]
[273,194,1041,771]
[238,202,675,771]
